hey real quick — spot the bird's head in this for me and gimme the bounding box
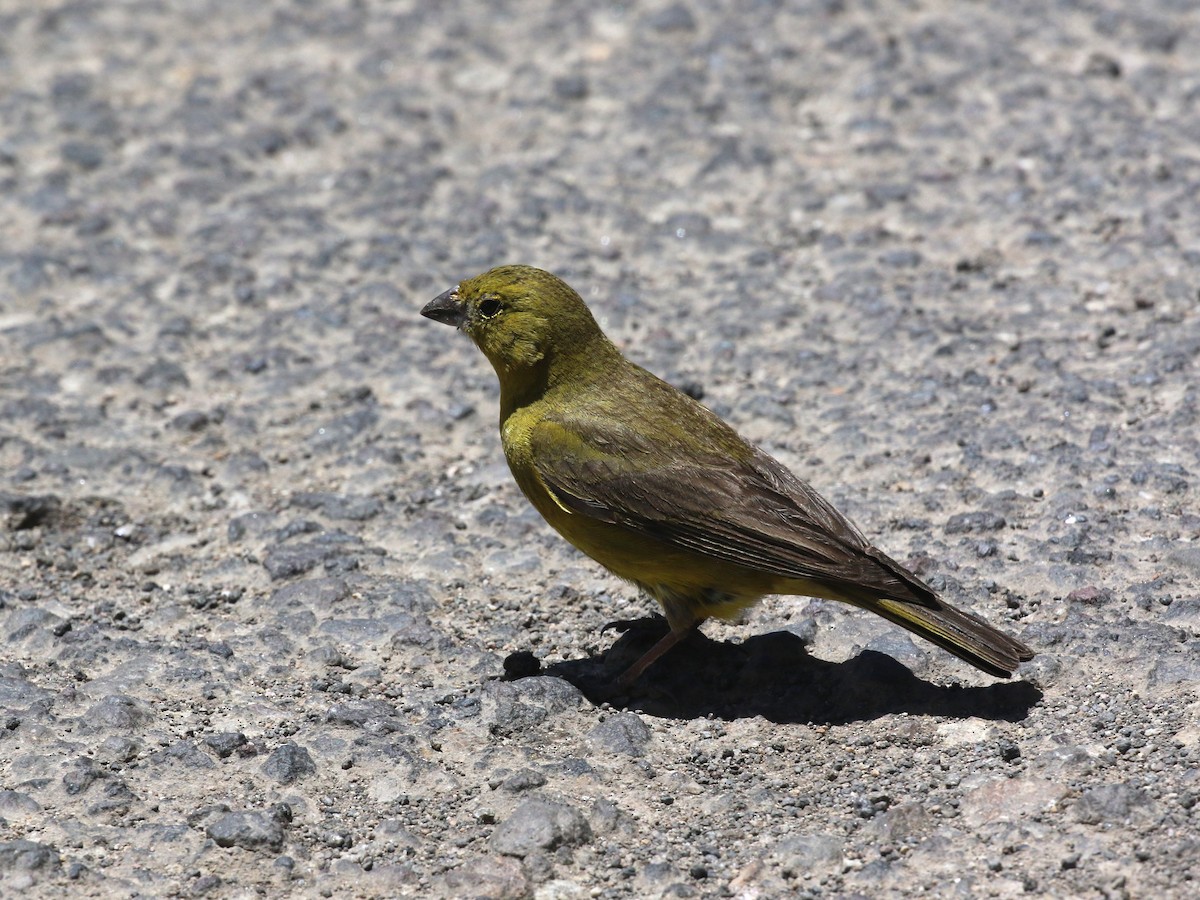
[421,265,605,380]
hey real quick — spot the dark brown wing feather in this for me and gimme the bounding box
[530,417,937,606]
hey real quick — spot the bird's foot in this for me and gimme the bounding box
[599,614,668,637]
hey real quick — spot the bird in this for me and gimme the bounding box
[421,264,1033,689]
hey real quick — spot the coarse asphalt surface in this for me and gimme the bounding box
[1,1,1198,897]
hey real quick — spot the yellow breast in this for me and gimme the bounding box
[498,405,778,621]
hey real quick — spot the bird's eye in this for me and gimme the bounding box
[479,297,503,318]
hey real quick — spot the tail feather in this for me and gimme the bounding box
[863,595,1033,678]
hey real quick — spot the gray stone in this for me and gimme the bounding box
[202,732,247,759]
[206,810,286,852]
[586,712,652,757]
[261,742,316,784]
[152,741,217,770]
[268,576,344,610]
[264,539,344,580]
[136,358,189,390]
[387,613,440,648]
[325,699,399,728]
[646,4,697,33]
[1166,547,1200,576]
[438,854,528,899]
[864,632,929,673]
[1073,783,1152,825]
[0,839,61,873]
[871,802,930,841]
[63,756,106,795]
[84,694,154,730]
[1163,599,1200,630]
[5,607,64,644]
[553,75,589,102]
[0,672,51,707]
[1148,650,1200,687]
[482,677,584,736]
[0,791,39,814]
[290,491,383,521]
[492,799,592,857]
[945,511,1007,534]
[499,769,547,793]
[774,833,843,873]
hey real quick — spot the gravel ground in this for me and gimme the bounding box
[2,1,1199,897]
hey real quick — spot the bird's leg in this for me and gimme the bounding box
[615,623,697,690]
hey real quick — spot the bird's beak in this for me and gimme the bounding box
[421,288,467,327]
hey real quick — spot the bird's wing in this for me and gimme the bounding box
[529,418,934,603]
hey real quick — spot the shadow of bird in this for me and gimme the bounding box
[511,617,1041,724]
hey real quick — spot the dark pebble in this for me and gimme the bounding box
[206,810,286,852]
[172,410,210,432]
[261,742,316,784]
[62,757,106,795]
[553,75,589,101]
[325,700,399,728]
[203,732,248,759]
[945,511,1007,534]
[262,532,370,580]
[500,769,547,793]
[646,4,697,33]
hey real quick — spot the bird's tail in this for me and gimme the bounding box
[851,591,1034,678]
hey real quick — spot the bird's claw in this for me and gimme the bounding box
[599,614,668,637]
[599,618,642,636]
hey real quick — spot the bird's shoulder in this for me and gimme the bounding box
[528,363,750,465]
